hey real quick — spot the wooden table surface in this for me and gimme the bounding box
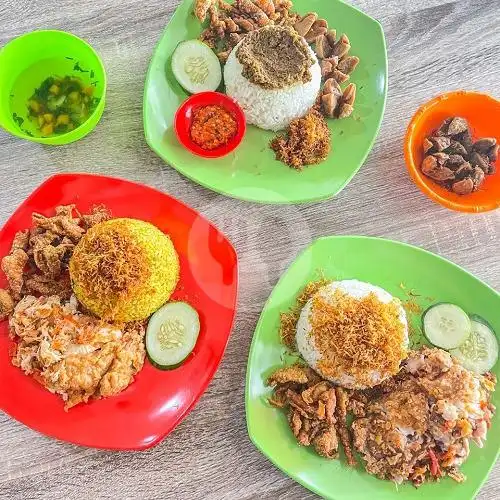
[0,0,499,498]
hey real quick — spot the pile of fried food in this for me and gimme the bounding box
[421,116,498,195]
[0,205,146,410]
[268,364,356,463]
[267,347,496,487]
[195,0,359,120]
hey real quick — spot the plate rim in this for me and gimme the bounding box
[245,235,500,498]
[0,172,240,450]
[142,0,389,204]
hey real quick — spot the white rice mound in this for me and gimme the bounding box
[224,41,321,132]
[296,280,409,389]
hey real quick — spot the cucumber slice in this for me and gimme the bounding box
[171,40,222,94]
[450,320,499,374]
[146,302,200,370]
[423,303,471,349]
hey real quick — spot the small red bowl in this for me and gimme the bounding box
[174,91,246,158]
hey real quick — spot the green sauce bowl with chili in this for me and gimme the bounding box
[174,92,246,159]
[0,30,106,145]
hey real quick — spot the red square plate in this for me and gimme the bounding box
[0,173,238,450]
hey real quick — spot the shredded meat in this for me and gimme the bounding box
[352,347,496,486]
[270,110,331,170]
[310,288,407,389]
[10,295,145,410]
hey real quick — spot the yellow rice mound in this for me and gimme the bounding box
[69,218,179,322]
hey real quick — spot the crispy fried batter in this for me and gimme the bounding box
[0,289,14,320]
[33,243,70,279]
[32,208,84,242]
[287,388,316,418]
[11,230,30,252]
[335,386,357,466]
[1,249,29,298]
[301,381,330,404]
[1,205,101,303]
[267,364,310,385]
[98,322,146,397]
[289,409,302,436]
[268,364,346,461]
[81,205,112,229]
[28,229,57,255]
[24,274,72,300]
[194,0,215,22]
[313,425,339,458]
[268,385,291,408]
[322,387,336,425]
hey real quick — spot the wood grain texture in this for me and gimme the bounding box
[0,0,499,498]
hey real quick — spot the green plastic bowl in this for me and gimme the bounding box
[0,30,106,145]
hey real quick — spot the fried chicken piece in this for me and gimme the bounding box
[28,229,57,254]
[287,389,316,418]
[371,380,429,435]
[55,205,77,218]
[254,0,275,18]
[209,5,226,38]
[301,381,331,404]
[11,230,30,252]
[313,425,339,459]
[98,323,146,397]
[194,0,215,22]
[32,211,84,242]
[321,388,336,425]
[267,364,311,386]
[218,0,232,11]
[44,342,118,410]
[24,273,72,300]
[1,249,29,298]
[335,387,357,466]
[81,205,112,229]
[0,289,14,320]
[33,244,69,279]
[289,409,303,437]
[348,397,366,418]
[297,417,314,446]
[236,0,270,27]
[268,385,291,408]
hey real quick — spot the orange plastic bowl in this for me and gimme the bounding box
[405,91,500,213]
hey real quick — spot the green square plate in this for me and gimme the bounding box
[143,0,387,204]
[245,236,500,499]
